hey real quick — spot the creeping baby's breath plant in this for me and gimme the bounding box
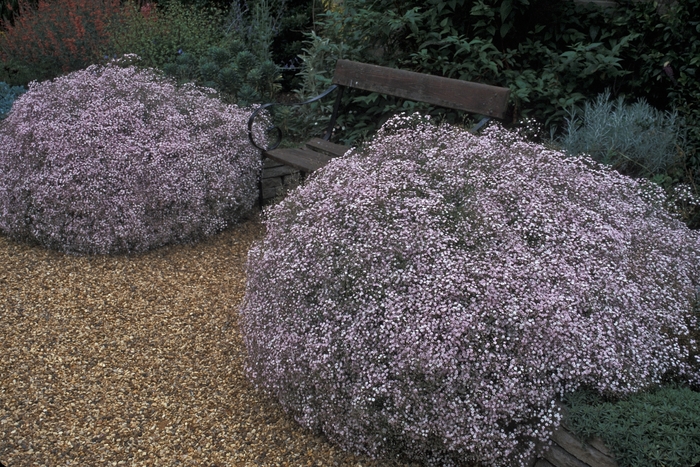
[240,114,700,467]
[0,57,261,254]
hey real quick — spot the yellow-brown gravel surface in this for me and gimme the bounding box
[0,213,417,467]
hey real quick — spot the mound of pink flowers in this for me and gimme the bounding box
[0,57,260,254]
[240,115,700,466]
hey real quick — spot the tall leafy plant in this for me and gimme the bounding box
[611,0,700,226]
[295,0,637,142]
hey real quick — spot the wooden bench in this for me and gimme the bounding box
[247,59,511,181]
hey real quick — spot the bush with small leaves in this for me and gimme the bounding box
[105,0,225,74]
[0,57,261,254]
[240,115,700,467]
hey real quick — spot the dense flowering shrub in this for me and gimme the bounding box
[0,57,261,254]
[240,115,700,466]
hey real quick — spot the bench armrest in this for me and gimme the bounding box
[247,84,340,152]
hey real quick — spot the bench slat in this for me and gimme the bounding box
[265,147,334,173]
[332,59,510,119]
[305,138,351,158]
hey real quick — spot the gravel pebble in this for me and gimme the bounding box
[0,213,418,467]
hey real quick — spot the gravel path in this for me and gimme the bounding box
[0,213,417,467]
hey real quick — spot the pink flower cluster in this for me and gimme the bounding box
[240,115,700,466]
[0,58,261,254]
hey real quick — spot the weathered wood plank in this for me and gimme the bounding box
[587,437,613,458]
[332,59,511,119]
[543,444,591,467]
[305,138,351,158]
[265,147,333,173]
[552,427,618,467]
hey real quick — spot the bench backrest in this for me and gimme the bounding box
[331,59,510,120]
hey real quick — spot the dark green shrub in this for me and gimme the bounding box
[0,80,25,119]
[155,0,285,104]
[293,0,639,144]
[270,0,316,90]
[155,0,231,10]
[627,0,700,228]
[161,36,281,105]
[0,0,22,26]
[295,0,695,144]
[564,385,700,467]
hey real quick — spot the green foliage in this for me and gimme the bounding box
[223,0,285,61]
[295,0,639,144]
[563,385,700,467]
[106,0,286,104]
[157,0,285,104]
[294,0,695,139]
[106,0,226,71]
[270,0,315,90]
[612,0,700,229]
[0,80,25,119]
[291,0,700,228]
[156,0,232,9]
[162,37,281,105]
[558,91,683,179]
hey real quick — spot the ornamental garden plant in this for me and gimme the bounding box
[0,57,261,255]
[240,115,700,467]
[0,0,124,86]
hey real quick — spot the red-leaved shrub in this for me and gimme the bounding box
[0,0,124,84]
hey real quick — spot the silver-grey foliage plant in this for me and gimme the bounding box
[0,81,26,120]
[559,90,684,177]
[0,56,262,254]
[240,114,700,467]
